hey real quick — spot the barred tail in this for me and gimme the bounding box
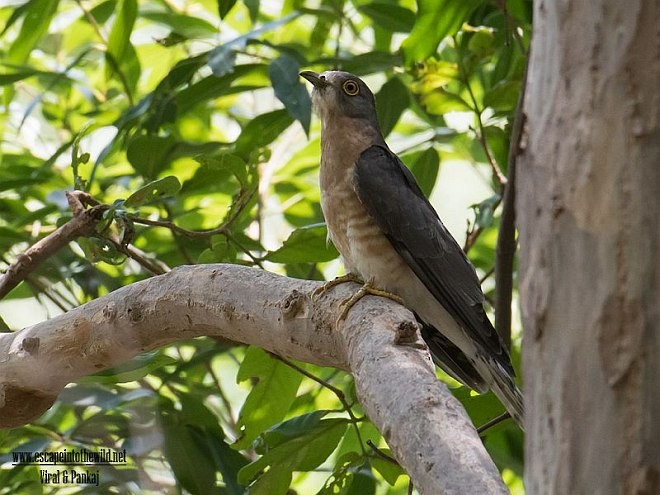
[480,355,524,429]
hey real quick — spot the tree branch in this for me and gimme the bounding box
[494,59,529,349]
[0,192,107,300]
[0,264,508,494]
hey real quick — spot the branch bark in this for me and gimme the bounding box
[0,264,508,494]
[0,191,107,300]
[494,59,528,349]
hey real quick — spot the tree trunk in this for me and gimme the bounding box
[518,1,660,493]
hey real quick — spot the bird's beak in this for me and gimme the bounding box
[299,71,329,89]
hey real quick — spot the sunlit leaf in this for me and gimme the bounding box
[401,0,487,65]
[218,0,238,19]
[358,3,415,33]
[234,109,294,158]
[233,347,303,450]
[105,0,138,82]
[265,223,338,263]
[126,135,178,178]
[124,176,182,207]
[372,454,405,485]
[6,0,59,65]
[238,417,347,485]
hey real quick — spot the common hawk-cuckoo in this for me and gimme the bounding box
[300,70,523,427]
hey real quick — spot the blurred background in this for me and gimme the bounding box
[0,0,530,492]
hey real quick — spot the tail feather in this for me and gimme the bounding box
[477,355,524,429]
[419,320,524,429]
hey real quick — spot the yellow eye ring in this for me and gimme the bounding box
[342,80,360,96]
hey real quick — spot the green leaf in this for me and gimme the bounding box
[208,13,298,76]
[233,347,303,450]
[126,135,177,178]
[161,417,220,494]
[245,468,291,495]
[471,194,501,228]
[0,315,11,333]
[484,80,521,112]
[371,454,405,485]
[346,468,377,495]
[193,154,249,188]
[0,68,58,86]
[265,223,339,264]
[401,0,487,65]
[141,12,219,39]
[6,0,59,65]
[234,109,294,158]
[105,0,138,80]
[238,418,348,485]
[124,176,182,207]
[176,393,249,494]
[269,55,311,135]
[83,352,177,384]
[358,3,415,33]
[218,0,238,19]
[408,147,440,197]
[375,77,409,137]
[254,410,331,453]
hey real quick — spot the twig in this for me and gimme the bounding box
[270,353,367,456]
[463,196,503,253]
[366,439,399,465]
[106,238,170,276]
[457,52,507,188]
[0,191,107,301]
[479,266,495,285]
[493,0,528,55]
[477,412,512,435]
[203,361,237,431]
[129,216,229,238]
[495,58,529,349]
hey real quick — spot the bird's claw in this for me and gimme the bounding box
[335,280,405,327]
[312,273,363,302]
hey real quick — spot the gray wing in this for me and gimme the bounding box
[354,145,513,376]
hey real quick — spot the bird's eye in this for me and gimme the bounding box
[342,80,360,96]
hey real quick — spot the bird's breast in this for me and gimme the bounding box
[320,163,409,290]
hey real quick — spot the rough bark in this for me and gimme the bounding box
[0,264,508,495]
[518,1,660,493]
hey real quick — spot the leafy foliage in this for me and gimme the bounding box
[0,0,531,493]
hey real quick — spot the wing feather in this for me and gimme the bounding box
[354,145,513,375]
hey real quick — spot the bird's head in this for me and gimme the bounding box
[300,70,379,129]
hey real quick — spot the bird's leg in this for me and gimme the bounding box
[312,272,364,301]
[337,277,405,324]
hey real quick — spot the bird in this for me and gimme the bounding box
[299,69,524,428]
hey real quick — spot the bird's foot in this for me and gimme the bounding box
[312,272,363,302]
[337,278,405,325]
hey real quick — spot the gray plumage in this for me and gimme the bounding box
[300,70,523,427]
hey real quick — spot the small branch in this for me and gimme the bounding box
[477,412,512,435]
[272,354,367,456]
[457,53,507,188]
[463,197,503,253]
[366,439,399,465]
[0,191,107,300]
[130,216,229,238]
[495,59,529,349]
[106,238,170,276]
